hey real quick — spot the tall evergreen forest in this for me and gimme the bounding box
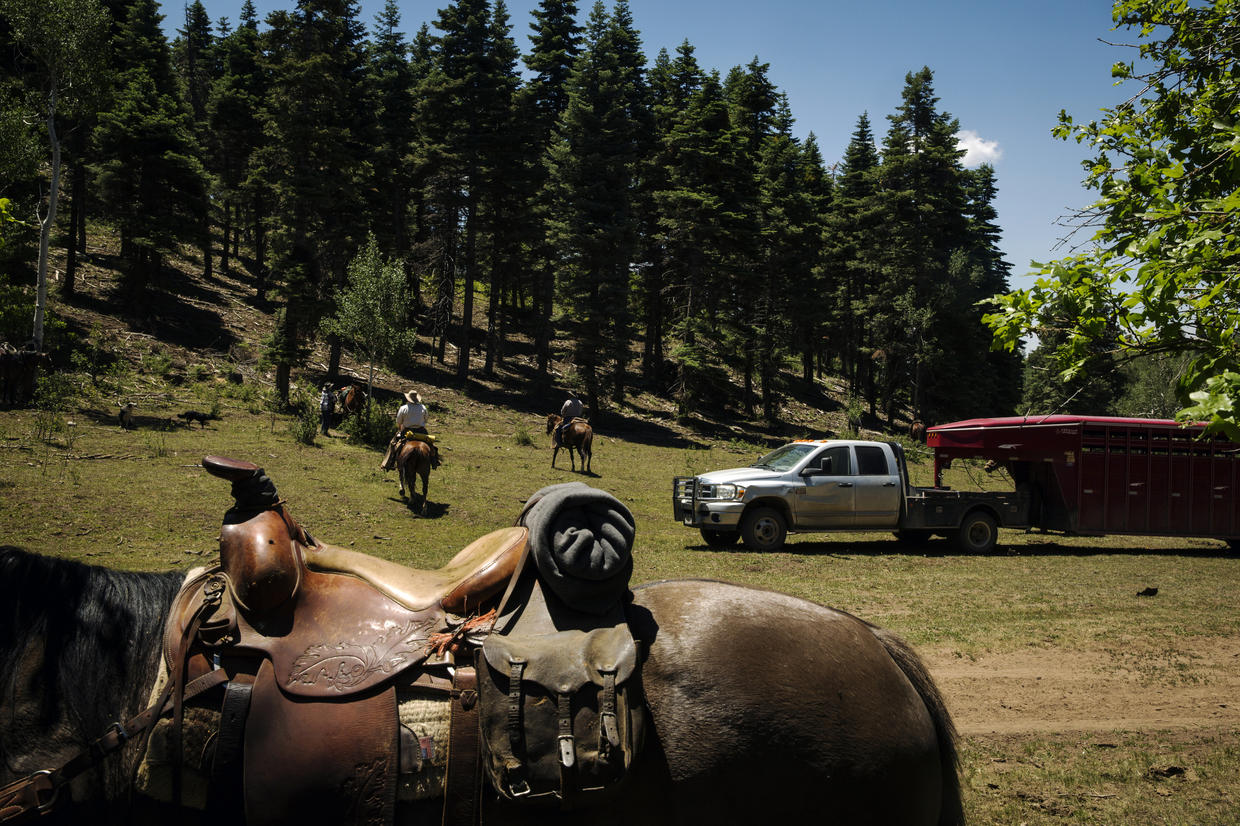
[0,0,1023,426]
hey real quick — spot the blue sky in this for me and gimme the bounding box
[178,0,1129,291]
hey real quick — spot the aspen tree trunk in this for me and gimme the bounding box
[34,86,60,352]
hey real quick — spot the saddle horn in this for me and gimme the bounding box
[203,455,281,513]
[203,455,302,617]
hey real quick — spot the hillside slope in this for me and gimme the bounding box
[36,231,906,446]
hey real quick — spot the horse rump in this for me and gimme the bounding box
[626,579,963,825]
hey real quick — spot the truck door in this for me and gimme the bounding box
[794,445,856,527]
[852,444,901,527]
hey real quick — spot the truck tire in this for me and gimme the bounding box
[700,527,740,548]
[741,507,787,552]
[955,510,997,553]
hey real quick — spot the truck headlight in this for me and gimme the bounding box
[713,484,745,500]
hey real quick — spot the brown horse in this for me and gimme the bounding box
[396,438,432,513]
[0,546,963,825]
[546,413,593,473]
[334,384,367,424]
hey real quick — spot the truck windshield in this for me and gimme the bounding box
[752,443,817,471]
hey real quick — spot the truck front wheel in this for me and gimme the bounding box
[700,527,740,548]
[956,511,997,553]
[741,507,787,551]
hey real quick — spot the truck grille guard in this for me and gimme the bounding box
[673,476,699,520]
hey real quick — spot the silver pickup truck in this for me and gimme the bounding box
[672,439,1031,552]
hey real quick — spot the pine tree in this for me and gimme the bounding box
[207,0,265,278]
[91,0,207,285]
[173,0,217,276]
[522,0,581,374]
[479,0,524,376]
[545,0,645,413]
[751,95,826,420]
[826,113,884,412]
[651,57,742,418]
[637,46,676,383]
[173,1,214,127]
[366,0,415,264]
[875,67,972,423]
[721,59,774,416]
[257,0,372,402]
[956,165,1022,415]
[420,0,515,381]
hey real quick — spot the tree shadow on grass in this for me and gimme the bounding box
[680,533,1234,559]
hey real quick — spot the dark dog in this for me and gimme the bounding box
[179,410,215,428]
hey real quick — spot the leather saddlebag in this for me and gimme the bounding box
[477,598,644,805]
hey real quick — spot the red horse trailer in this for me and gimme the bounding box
[928,415,1240,545]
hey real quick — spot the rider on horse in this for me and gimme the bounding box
[556,393,583,446]
[382,389,441,469]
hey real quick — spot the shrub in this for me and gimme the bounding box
[31,372,76,443]
[341,399,392,449]
[140,348,173,377]
[843,396,865,436]
[70,325,121,387]
[286,388,319,446]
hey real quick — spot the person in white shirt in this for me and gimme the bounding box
[556,393,583,445]
[396,389,428,435]
[382,389,439,469]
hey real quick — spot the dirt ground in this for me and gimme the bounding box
[925,637,1240,736]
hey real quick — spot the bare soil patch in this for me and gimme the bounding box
[927,637,1240,735]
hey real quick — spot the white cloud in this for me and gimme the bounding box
[956,130,1002,167]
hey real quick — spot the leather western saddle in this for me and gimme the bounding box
[0,457,640,826]
[157,456,526,826]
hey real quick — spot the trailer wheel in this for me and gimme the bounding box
[741,507,787,552]
[700,527,740,548]
[956,511,997,553]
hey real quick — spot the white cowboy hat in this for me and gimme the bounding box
[404,389,421,404]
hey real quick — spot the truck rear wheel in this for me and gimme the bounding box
[955,511,997,553]
[700,527,740,548]
[741,507,787,552]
